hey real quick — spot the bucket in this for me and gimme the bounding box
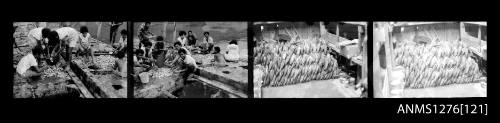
[139,72,150,83]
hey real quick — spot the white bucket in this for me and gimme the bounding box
[139,72,150,83]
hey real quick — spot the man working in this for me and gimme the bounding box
[55,27,80,70]
[16,45,48,81]
[28,27,52,60]
[170,48,197,96]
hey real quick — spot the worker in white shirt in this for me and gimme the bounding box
[16,45,48,80]
[56,27,80,70]
[77,26,97,68]
[224,39,240,62]
[172,48,197,94]
[113,29,127,52]
[27,27,51,59]
[177,31,188,46]
[166,42,190,69]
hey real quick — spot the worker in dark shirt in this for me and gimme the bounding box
[187,30,197,46]
[152,41,167,68]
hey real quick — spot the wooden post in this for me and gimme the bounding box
[274,23,279,40]
[320,21,326,37]
[358,25,362,40]
[478,25,481,48]
[173,22,177,44]
[356,25,363,80]
[373,23,382,98]
[336,22,340,41]
[163,22,168,41]
[97,22,102,40]
[459,22,465,41]
[362,25,367,81]
[384,24,393,97]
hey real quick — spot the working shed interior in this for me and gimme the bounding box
[374,22,486,98]
[253,21,367,98]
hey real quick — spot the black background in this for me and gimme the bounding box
[1,1,493,121]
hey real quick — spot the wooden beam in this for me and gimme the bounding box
[163,22,168,40]
[97,22,102,40]
[384,25,393,97]
[274,24,279,40]
[460,22,465,41]
[362,26,368,80]
[393,22,455,27]
[319,21,326,37]
[478,25,482,39]
[336,23,340,41]
[342,22,367,26]
[358,25,362,40]
[463,22,487,26]
[478,25,482,49]
[172,22,176,44]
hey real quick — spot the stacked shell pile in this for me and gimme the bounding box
[42,65,70,79]
[254,29,341,87]
[393,41,483,89]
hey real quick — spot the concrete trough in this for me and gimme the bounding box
[70,60,123,98]
[196,66,248,97]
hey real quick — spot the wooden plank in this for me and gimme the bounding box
[460,22,465,41]
[163,22,168,39]
[384,25,393,97]
[97,22,102,39]
[319,22,326,37]
[393,22,455,27]
[358,25,362,40]
[336,24,340,43]
[193,75,247,98]
[172,22,176,44]
[342,22,367,26]
[463,22,487,26]
[361,26,368,80]
[478,25,482,48]
[253,21,286,25]
[66,70,94,98]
